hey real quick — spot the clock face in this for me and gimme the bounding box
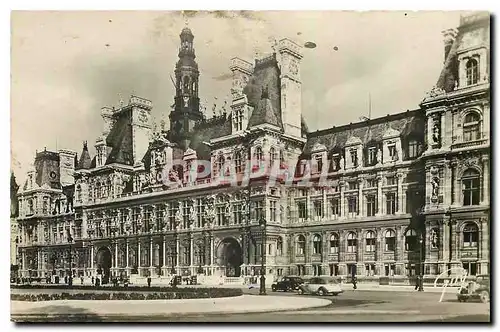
[49,171,57,179]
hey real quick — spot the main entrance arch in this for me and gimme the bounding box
[95,246,112,284]
[216,237,243,277]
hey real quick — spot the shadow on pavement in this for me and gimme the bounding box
[422,314,490,323]
[12,305,104,323]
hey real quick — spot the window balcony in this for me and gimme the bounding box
[452,138,488,150]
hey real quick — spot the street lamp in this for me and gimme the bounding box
[259,217,267,296]
[418,233,424,292]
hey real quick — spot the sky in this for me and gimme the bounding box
[10,10,465,183]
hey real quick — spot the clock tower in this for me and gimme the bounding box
[169,26,203,149]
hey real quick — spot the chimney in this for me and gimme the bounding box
[442,28,458,62]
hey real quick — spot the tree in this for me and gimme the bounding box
[10,172,19,218]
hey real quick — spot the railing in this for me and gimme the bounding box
[452,138,488,150]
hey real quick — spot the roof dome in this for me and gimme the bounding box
[345,135,362,146]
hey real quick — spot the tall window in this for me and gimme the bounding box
[466,58,479,86]
[350,149,358,167]
[269,147,277,167]
[276,237,283,256]
[216,206,225,226]
[347,196,358,217]
[365,231,376,252]
[332,154,341,171]
[313,201,323,221]
[330,198,340,217]
[367,147,377,166]
[348,181,358,190]
[255,201,264,221]
[463,223,478,247]
[366,178,377,188]
[388,144,397,161]
[405,229,417,251]
[408,140,420,158]
[269,201,277,222]
[296,235,305,255]
[233,203,242,224]
[297,201,307,220]
[234,109,244,131]
[215,153,224,176]
[313,235,322,254]
[462,169,480,206]
[347,232,357,253]
[463,113,481,142]
[28,199,34,215]
[315,155,323,173]
[366,195,376,217]
[386,176,396,186]
[234,151,243,174]
[255,146,263,162]
[385,229,396,251]
[386,192,397,214]
[330,234,339,254]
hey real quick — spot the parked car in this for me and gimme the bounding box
[297,277,343,296]
[271,276,304,292]
[457,278,490,303]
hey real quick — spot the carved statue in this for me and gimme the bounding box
[431,229,439,248]
[377,148,382,164]
[339,156,345,170]
[432,119,440,144]
[189,203,197,222]
[175,204,183,226]
[431,177,440,197]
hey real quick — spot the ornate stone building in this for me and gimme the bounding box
[15,13,489,283]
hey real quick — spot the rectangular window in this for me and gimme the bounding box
[350,149,358,167]
[332,154,341,171]
[314,155,323,173]
[365,264,375,276]
[463,178,480,206]
[297,201,307,220]
[463,262,477,276]
[330,198,340,217]
[269,201,277,222]
[255,201,263,221]
[386,193,397,214]
[388,144,397,160]
[348,181,358,190]
[233,203,242,224]
[366,195,376,217]
[408,140,419,158]
[366,178,377,188]
[330,264,339,276]
[313,201,323,221]
[386,176,396,186]
[367,147,377,165]
[385,236,395,252]
[385,264,395,276]
[347,196,358,216]
[217,206,225,226]
[366,236,376,252]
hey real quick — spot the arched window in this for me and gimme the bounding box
[28,199,34,215]
[329,233,339,254]
[296,235,305,255]
[234,151,243,174]
[463,223,478,247]
[76,185,82,202]
[214,153,224,176]
[312,234,322,254]
[95,182,101,199]
[276,237,283,256]
[365,231,376,252]
[405,229,417,251]
[385,229,396,251]
[347,232,357,253]
[466,58,479,86]
[269,147,277,166]
[463,112,481,142]
[462,169,480,206]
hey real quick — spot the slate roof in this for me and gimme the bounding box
[190,117,231,160]
[76,141,92,170]
[302,110,425,158]
[105,108,133,166]
[243,53,283,130]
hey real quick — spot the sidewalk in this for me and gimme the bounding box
[11,295,330,321]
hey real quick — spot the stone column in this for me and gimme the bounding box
[340,181,346,218]
[376,175,383,216]
[357,178,363,217]
[176,235,180,273]
[126,241,129,268]
[397,173,404,214]
[482,156,489,204]
[137,240,141,270]
[149,238,153,268]
[162,236,166,267]
[210,235,214,274]
[480,217,489,274]
[322,189,327,219]
[114,242,118,269]
[22,250,26,272]
[190,235,194,274]
[90,245,94,270]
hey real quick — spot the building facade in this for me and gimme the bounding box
[15,13,490,283]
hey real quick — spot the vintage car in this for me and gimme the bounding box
[297,277,343,296]
[457,278,490,303]
[271,276,304,292]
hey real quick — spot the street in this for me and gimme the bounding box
[11,286,490,323]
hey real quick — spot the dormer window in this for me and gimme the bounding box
[408,140,420,159]
[214,153,224,176]
[234,151,243,174]
[269,147,277,167]
[233,109,244,131]
[332,153,341,171]
[255,146,263,162]
[388,144,397,161]
[463,113,481,142]
[313,155,323,174]
[28,174,33,188]
[367,147,377,166]
[350,149,358,167]
[466,58,479,86]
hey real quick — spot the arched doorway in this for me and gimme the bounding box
[95,246,112,284]
[216,238,243,277]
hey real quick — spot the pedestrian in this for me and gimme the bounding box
[414,276,419,290]
[352,276,357,290]
[91,276,95,285]
[81,276,84,285]
[147,276,152,288]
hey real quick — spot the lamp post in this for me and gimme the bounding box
[67,229,74,286]
[418,233,424,292]
[259,217,267,295]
